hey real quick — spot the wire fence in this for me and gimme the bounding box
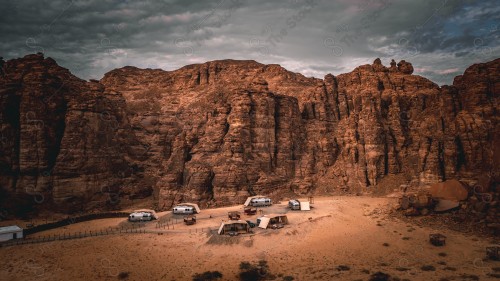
[23,212,130,236]
[155,217,182,229]
[0,227,146,248]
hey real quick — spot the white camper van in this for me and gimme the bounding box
[287,199,311,211]
[172,206,195,214]
[288,199,300,210]
[128,212,153,222]
[250,198,272,207]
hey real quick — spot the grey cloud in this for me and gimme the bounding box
[0,0,498,85]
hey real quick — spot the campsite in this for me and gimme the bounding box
[1,195,498,281]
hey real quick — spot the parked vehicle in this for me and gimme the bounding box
[184,215,196,225]
[228,211,241,220]
[288,200,300,210]
[429,233,446,246]
[244,207,257,215]
[250,198,272,207]
[173,206,196,214]
[128,212,153,222]
[246,220,256,228]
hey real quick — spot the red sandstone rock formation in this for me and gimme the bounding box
[0,54,498,212]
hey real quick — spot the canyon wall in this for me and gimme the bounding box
[0,54,498,212]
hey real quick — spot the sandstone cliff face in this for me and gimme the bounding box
[0,54,151,212]
[0,54,498,212]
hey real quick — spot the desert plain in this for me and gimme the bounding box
[0,195,498,281]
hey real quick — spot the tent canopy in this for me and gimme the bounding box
[0,225,22,234]
[218,220,250,234]
[178,203,201,213]
[134,209,158,219]
[258,217,271,229]
[299,201,310,211]
[259,214,288,228]
[244,195,265,206]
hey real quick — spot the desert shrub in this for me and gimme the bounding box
[369,272,391,281]
[238,260,270,281]
[118,271,129,279]
[420,265,436,271]
[336,265,350,271]
[192,271,223,281]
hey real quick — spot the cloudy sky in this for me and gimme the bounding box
[1,0,498,85]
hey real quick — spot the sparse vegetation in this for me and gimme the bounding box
[369,271,391,281]
[239,260,271,281]
[459,274,479,280]
[420,265,436,271]
[336,265,350,271]
[118,271,129,279]
[192,271,223,281]
[488,273,500,278]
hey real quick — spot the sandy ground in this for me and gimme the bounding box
[0,196,498,281]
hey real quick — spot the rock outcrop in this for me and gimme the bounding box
[0,54,498,213]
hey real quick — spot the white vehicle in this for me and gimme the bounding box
[172,206,196,214]
[128,212,153,222]
[288,199,311,211]
[288,199,300,210]
[250,198,272,207]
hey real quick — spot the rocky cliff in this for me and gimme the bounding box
[0,54,498,213]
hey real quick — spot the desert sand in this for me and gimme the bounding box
[0,196,498,281]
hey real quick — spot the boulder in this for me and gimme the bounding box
[429,180,469,201]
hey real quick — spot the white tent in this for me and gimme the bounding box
[258,214,289,229]
[218,220,250,235]
[258,217,271,229]
[299,201,311,211]
[0,225,23,242]
[244,195,265,207]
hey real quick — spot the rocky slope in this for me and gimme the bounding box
[0,54,498,213]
